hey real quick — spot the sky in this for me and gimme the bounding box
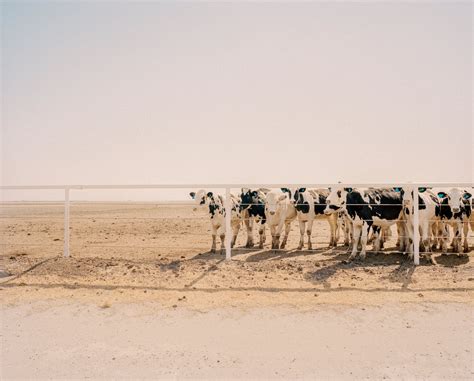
[1,1,472,200]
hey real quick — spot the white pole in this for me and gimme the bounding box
[224,187,232,260]
[413,186,420,265]
[64,187,70,257]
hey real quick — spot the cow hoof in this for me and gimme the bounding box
[210,249,216,254]
[297,245,303,251]
[464,247,470,253]
[359,253,366,260]
[429,257,437,265]
[308,245,312,251]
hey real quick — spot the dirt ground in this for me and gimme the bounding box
[1,203,473,308]
[1,203,473,379]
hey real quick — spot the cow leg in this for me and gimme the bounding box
[258,223,265,249]
[306,218,314,251]
[454,221,463,255]
[396,221,405,250]
[359,223,370,260]
[335,216,341,246]
[245,217,254,248]
[373,226,381,253]
[420,221,435,264]
[270,225,277,250]
[346,218,353,247]
[328,214,338,247]
[349,224,361,260]
[210,224,217,253]
[341,216,349,246]
[280,222,291,249]
[297,219,305,250]
[430,222,438,250]
[452,222,461,254]
[231,220,241,248]
[217,225,225,254]
[441,223,450,254]
[462,220,469,253]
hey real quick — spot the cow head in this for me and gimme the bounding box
[293,188,310,213]
[437,188,467,214]
[189,189,209,211]
[265,191,287,216]
[324,187,351,215]
[239,188,258,212]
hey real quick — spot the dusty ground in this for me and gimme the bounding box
[1,203,473,307]
[1,203,473,379]
[2,301,472,380]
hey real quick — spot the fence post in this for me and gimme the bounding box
[225,187,232,260]
[413,186,420,265]
[64,187,70,257]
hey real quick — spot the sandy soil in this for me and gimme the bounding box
[1,203,473,379]
[1,203,473,308]
[2,301,472,380]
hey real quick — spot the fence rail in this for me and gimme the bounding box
[2,183,473,265]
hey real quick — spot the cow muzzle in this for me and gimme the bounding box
[452,207,460,213]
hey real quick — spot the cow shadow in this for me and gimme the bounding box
[434,253,470,267]
[189,246,253,261]
[244,248,340,262]
[304,251,415,285]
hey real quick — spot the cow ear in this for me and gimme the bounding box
[241,188,249,194]
[189,192,196,199]
[437,192,447,198]
[463,192,472,200]
[393,187,402,192]
[344,187,353,193]
[298,188,306,193]
[207,192,213,198]
[259,188,271,195]
[418,187,427,193]
[281,188,289,193]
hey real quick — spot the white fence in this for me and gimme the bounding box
[1,183,473,265]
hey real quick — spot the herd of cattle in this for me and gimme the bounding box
[189,187,473,264]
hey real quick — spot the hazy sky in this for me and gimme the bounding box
[1,1,472,200]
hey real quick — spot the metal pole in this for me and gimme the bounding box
[413,186,420,265]
[64,187,70,257]
[224,187,232,260]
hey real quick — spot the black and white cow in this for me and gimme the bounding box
[265,189,297,250]
[324,187,404,260]
[292,188,339,250]
[189,190,242,253]
[465,188,474,236]
[398,187,441,263]
[239,188,267,249]
[435,188,472,254]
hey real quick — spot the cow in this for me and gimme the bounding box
[436,188,472,254]
[189,190,242,253]
[292,188,339,250]
[239,188,267,249]
[464,188,474,235]
[397,187,441,264]
[265,189,297,250]
[324,187,404,260]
